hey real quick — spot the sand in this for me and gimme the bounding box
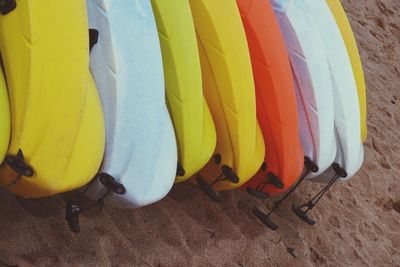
[1,0,400,266]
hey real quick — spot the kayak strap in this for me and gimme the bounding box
[89,28,99,52]
[197,154,239,202]
[0,149,34,191]
[65,173,126,233]
[0,0,16,15]
[292,163,347,225]
[252,156,318,230]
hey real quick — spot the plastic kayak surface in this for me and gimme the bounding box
[0,67,10,163]
[87,0,177,208]
[0,0,105,197]
[305,1,363,182]
[271,0,336,178]
[237,0,303,195]
[151,0,216,183]
[326,0,367,142]
[189,0,265,191]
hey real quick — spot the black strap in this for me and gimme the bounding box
[298,172,340,214]
[292,163,347,225]
[251,157,318,230]
[269,157,318,213]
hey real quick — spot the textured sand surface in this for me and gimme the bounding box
[1,0,400,266]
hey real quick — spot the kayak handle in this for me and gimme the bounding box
[197,157,240,202]
[65,173,125,233]
[89,28,99,52]
[247,172,284,200]
[0,149,34,191]
[0,0,16,15]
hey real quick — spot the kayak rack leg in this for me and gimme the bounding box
[251,157,318,230]
[292,163,347,225]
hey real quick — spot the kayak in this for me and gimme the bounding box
[85,0,177,208]
[326,0,367,142]
[271,0,337,178]
[305,1,363,183]
[0,0,105,197]
[237,0,304,196]
[289,1,364,226]
[151,0,216,183]
[189,0,265,200]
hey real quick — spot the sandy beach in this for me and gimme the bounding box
[1,0,400,266]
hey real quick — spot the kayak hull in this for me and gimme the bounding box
[326,0,367,142]
[304,1,363,182]
[237,0,303,195]
[0,0,105,197]
[151,0,216,183]
[271,0,337,178]
[87,0,177,208]
[189,0,265,191]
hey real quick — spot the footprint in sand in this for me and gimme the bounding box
[392,201,400,214]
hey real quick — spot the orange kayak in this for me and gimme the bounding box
[238,0,304,196]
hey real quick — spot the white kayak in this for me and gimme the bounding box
[305,1,363,182]
[86,0,177,208]
[271,0,336,178]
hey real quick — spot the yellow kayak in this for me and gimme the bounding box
[151,0,216,183]
[326,0,367,142]
[189,0,265,199]
[0,67,10,163]
[0,0,105,197]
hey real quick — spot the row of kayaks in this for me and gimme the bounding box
[0,0,366,232]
